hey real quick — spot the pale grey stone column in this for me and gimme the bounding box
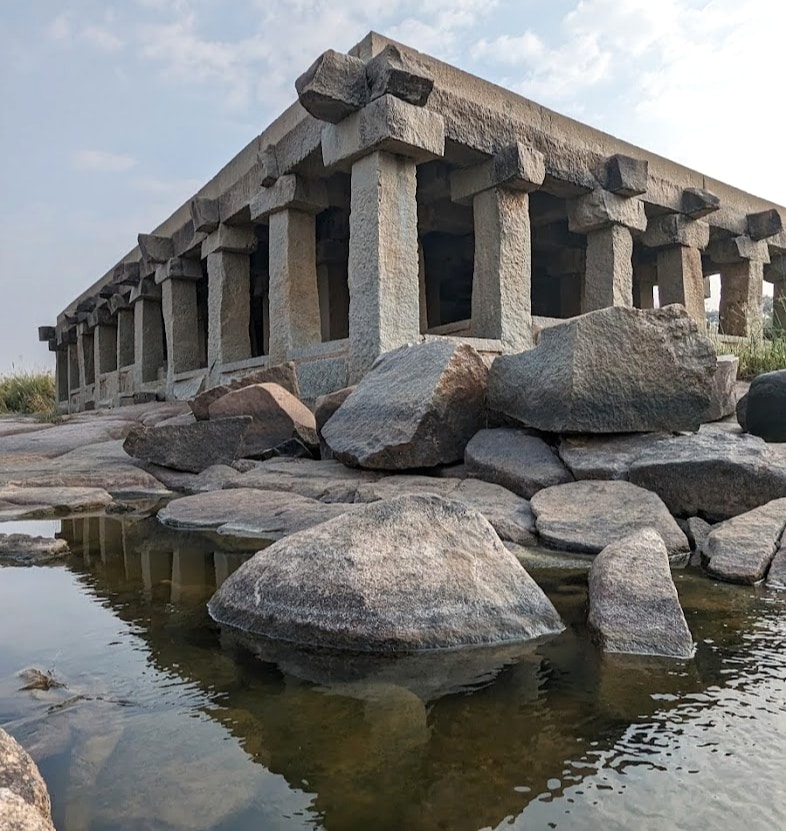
[712,235,769,337]
[250,175,327,364]
[320,94,446,383]
[202,225,257,371]
[77,323,95,389]
[450,143,545,350]
[116,308,135,368]
[643,214,709,326]
[130,278,165,385]
[156,258,203,388]
[568,189,647,312]
[56,349,68,402]
[774,280,786,332]
[67,341,79,397]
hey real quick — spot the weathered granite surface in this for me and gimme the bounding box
[745,369,786,442]
[0,533,70,566]
[0,727,55,831]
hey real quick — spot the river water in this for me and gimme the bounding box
[0,513,784,831]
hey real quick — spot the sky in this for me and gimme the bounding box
[1,0,784,375]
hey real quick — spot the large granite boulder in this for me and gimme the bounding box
[700,498,786,584]
[0,484,113,520]
[558,433,671,480]
[588,528,694,659]
[628,428,786,520]
[745,369,786,442]
[464,428,573,498]
[208,383,317,459]
[530,480,689,558]
[208,494,564,652]
[123,417,251,473]
[488,305,716,433]
[322,341,488,469]
[0,727,55,831]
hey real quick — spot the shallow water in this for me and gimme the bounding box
[0,513,785,831]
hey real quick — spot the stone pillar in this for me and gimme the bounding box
[156,257,203,386]
[56,349,69,402]
[250,175,326,364]
[130,277,165,385]
[202,225,256,371]
[711,235,769,337]
[450,144,546,350]
[116,308,135,367]
[568,188,648,312]
[94,322,118,376]
[67,341,80,396]
[643,214,709,325]
[319,94,445,383]
[77,323,95,389]
[774,280,786,332]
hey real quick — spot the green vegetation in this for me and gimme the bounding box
[0,370,57,415]
[714,335,786,381]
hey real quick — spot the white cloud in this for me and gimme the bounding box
[73,150,138,173]
[47,13,73,43]
[81,26,124,52]
[471,32,545,66]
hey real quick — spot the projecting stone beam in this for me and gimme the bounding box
[87,305,113,329]
[112,261,140,286]
[296,50,368,124]
[450,143,546,204]
[98,284,118,299]
[76,297,97,314]
[710,235,770,265]
[129,276,162,304]
[38,326,55,342]
[138,234,174,265]
[155,257,203,285]
[57,328,77,347]
[190,198,219,234]
[682,187,720,219]
[747,208,783,242]
[201,225,257,257]
[567,189,647,234]
[641,214,710,250]
[604,154,648,197]
[258,145,279,187]
[250,175,328,221]
[109,293,130,314]
[366,44,433,107]
[322,95,445,167]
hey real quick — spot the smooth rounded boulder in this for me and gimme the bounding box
[745,369,786,442]
[0,727,55,831]
[322,341,488,469]
[588,528,694,659]
[488,305,716,434]
[208,494,564,653]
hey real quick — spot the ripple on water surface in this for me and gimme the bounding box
[0,513,784,831]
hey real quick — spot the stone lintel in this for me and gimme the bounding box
[109,292,131,313]
[190,197,219,233]
[129,276,162,304]
[112,261,141,286]
[747,208,784,241]
[87,306,114,329]
[450,143,546,204]
[250,174,329,221]
[605,154,648,197]
[682,187,720,219]
[155,257,203,284]
[76,297,97,314]
[98,283,118,299]
[295,49,368,124]
[567,189,647,234]
[641,214,710,250]
[38,326,55,342]
[322,94,445,168]
[201,224,258,257]
[710,235,771,265]
[138,233,174,265]
[259,144,280,187]
[366,44,434,107]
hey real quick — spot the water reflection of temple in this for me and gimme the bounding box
[55,513,771,831]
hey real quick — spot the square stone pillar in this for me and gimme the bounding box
[56,349,68,402]
[719,260,764,337]
[712,235,769,337]
[202,225,256,371]
[347,150,421,382]
[67,342,80,396]
[157,258,203,384]
[251,175,327,364]
[131,279,165,385]
[450,143,546,351]
[568,188,647,312]
[116,308,135,368]
[774,280,786,332]
[77,324,95,389]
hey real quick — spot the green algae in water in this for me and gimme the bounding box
[0,512,785,830]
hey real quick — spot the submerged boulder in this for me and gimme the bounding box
[208,494,564,653]
[530,480,689,558]
[123,417,252,473]
[746,369,786,442]
[488,305,716,433]
[208,383,317,459]
[322,341,488,469]
[701,498,786,584]
[588,528,694,659]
